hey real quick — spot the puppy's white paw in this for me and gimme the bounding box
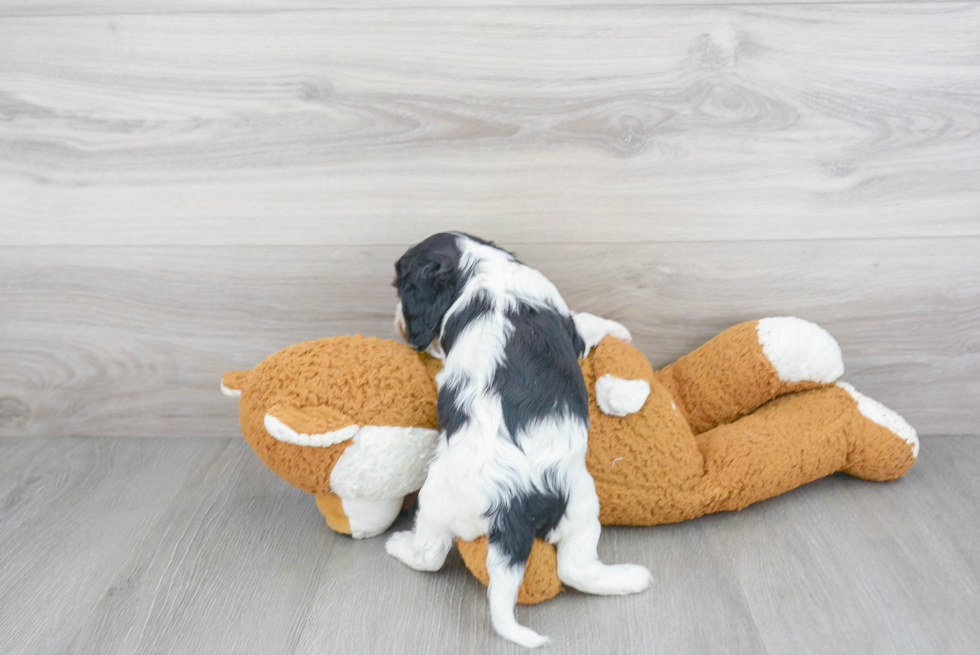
[385,530,445,571]
[606,319,632,344]
[604,564,653,595]
[561,562,653,596]
[386,530,423,568]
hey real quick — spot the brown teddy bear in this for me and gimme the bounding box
[222,318,917,603]
[221,335,443,538]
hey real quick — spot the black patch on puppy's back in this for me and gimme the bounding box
[437,378,467,440]
[487,472,568,567]
[437,289,495,441]
[492,303,590,443]
[440,289,495,355]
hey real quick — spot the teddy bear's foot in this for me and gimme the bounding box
[756,317,844,385]
[316,492,404,539]
[343,497,405,539]
[837,382,918,481]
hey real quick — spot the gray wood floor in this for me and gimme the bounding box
[1,435,977,654]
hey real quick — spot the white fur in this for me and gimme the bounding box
[486,545,550,648]
[341,497,406,539]
[263,418,439,538]
[220,382,242,398]
[595,374,650,416]
[756,317,844,383]
[263,413,359,448]
[330,425,440,499]
[837,382,919,458]
[573,312,633,354]
[386,235,650,648]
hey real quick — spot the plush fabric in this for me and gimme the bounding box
[222,336,439,536]
[223,320,917,603]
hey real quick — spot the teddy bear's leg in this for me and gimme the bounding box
[692,384,917,517]
[315,492,352,534]
[342,497,406,539]
[315,492,406,539]
[835,382,919,480]
[654,317,844,434]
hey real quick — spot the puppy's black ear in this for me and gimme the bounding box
[394,245,461,351]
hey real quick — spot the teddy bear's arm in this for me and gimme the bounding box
[654,318,844,435]
[594,374,651,416]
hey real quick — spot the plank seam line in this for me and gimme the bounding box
[4,234,980,249]
[0,1,975,19]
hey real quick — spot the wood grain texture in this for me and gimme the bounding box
[0,0,960,18]
[1,5,978,245]
[65,439,332,654]
[0,435,977,654]
[716,437,980,653]
[0,437,222,654]
[3,239,976,439]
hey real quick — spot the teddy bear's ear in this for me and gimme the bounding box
[263,403,360,447]
[220,370,251,398]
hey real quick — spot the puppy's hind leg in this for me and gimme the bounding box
[554,462,653,596]
[486,540,549,649]
[385,463,455,571]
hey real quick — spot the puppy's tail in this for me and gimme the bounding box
[485,486,566,648]
[485,538,550,649]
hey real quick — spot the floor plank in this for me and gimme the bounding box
[1,5,977,245]
[2,238,976,439]
[714,438,980,654]
[65,439,334,654]
[0,0,959,18]
[1,436,977,654]
[0,437,223,654]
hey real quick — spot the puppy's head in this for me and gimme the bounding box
[393,233,467,351]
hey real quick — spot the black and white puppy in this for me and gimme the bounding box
[386,232,652,648]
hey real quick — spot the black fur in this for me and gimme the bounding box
[396,233,587,568]
[487,471,569,567]
[491,303,590,445]
[437,378,468,440]
[441,289,495,355]
[393,233,468,350]
[435,289,497,441]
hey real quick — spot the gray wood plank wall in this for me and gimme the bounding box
[1,3,978,439]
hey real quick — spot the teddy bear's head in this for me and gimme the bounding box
[224,336,441,506]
